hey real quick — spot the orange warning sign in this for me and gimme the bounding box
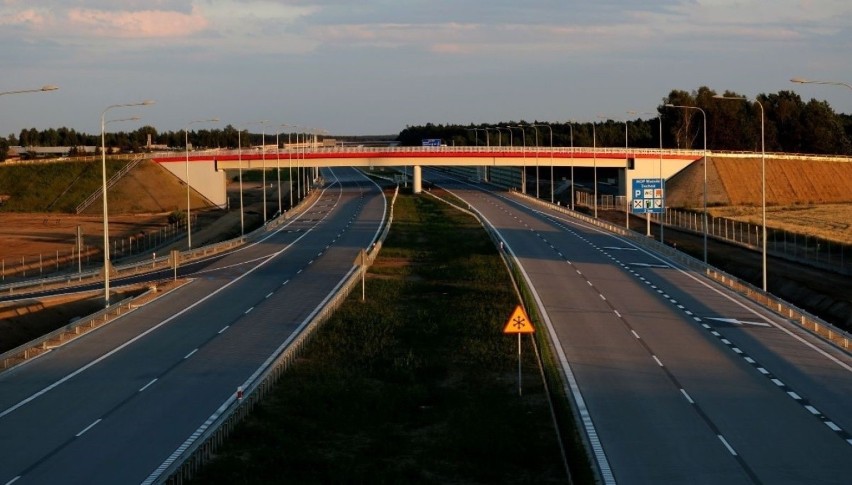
[503,305,535,334]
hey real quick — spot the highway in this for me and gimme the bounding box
[426,170,852,484]
[0,167,386,484]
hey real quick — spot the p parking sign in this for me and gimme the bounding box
[631,179,664,214]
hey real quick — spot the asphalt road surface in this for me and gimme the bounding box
[427,169,852,485]
[0,167,386,484]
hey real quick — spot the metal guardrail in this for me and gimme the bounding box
[1,294,137,371]
[514,191,852,353]
[150,185,398,484]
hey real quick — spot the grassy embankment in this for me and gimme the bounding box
[0,159,127,212]
[190,189,592,484]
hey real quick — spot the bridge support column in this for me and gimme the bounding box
[412,165,422,194]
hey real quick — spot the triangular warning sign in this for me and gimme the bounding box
[503,305,534,334]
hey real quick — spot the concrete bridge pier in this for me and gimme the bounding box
[412,165,422,194]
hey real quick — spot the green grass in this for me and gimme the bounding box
[190,192,573,484]
[0,159,128,212]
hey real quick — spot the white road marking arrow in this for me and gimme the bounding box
[628,262,670,268]
[705,317,771,327]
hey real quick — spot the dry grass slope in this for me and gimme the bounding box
[667,156,852,208]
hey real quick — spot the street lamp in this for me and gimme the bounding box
[510,126,527,194]
[533,124,554,203]
[565,122,575,210]
[249,120,270,223]
[790,77,852,90]
[184,118,219,249]
[0,84,58,97]
[592,121,598,218]
[664,103,708,264]
[714,94,766,291]
[100,100,154,307]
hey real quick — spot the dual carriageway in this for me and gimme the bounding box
[1,156,851,483]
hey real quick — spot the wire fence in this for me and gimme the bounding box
[573,192,850,275]
[1,214,196,281]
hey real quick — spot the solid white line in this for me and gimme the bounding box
[184,349,198,359]
[718,435,738,456]
[652,355,664,367]
[218,325,229,334]
[76,418,102,437]
[787,391,801,400]
[139,378,158,392]
[826,421,842,432]
[244,307,254,314]
[805,405,820,415]
[680,389,694,404]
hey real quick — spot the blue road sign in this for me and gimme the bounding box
[632,178,664,214]
[422,138,441,147]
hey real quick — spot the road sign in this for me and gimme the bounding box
[631,178,664,214]
[421,138,441,147]
[503,305,535,334]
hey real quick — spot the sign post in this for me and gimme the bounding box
[503,305,535,396]
[631,178,665,237]
[354,249,368,302]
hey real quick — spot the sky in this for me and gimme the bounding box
[1,0,851,137]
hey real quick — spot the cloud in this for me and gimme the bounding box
[65,7,209,38]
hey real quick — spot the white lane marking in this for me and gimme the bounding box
[680,389,695,404]
[805,405,820,415]
[599,294,606,301]
[265,292,273,299]
[5,476,21,485]
[787,391,802,400]
[218,325,229,334]
[732,348,743,354]
[722,339,732,346]
[244,307,254,314]
[771,378,785,387]
[652,355,664,367]
[139,378,158,392]
[614,310,622,318]
[76,418,102,437]
[631,330,640,339]
[184,349,198,359]
[718,435,738,456]
[757,367,769,375]
[744,357,756,364]
[282,280,289,285]
[297,269,303,274]
[826,421,842,432]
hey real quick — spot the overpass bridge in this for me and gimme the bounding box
[152,146,704,208]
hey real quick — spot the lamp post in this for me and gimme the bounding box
[714,95,766,291]
[566,122,575,210]
[533,124,554,203]
[530,124,541,198]
[0,84,58,97]
[184,118,219,249]
[100,100,154,307]
[623,118,630,228]
[592,121,598,218]
[511,126,527,194]
[664,104,707,264]
[250,120,270,222]
[790,77,852,90]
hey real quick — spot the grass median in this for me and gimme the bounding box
[190,189,572,483]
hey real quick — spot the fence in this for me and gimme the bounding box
[1,214,196,282]
[665,208,850,275]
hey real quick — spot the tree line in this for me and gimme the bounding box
[3,86,851,162]
[397,86,852,155]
